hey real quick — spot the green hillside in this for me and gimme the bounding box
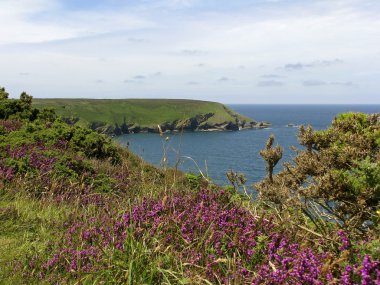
[32,99,262,133]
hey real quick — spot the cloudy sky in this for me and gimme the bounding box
[0,0,379,103]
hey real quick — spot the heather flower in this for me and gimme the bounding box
[338,230,351,251]
[27,187,380,284]
[0,119,23,132]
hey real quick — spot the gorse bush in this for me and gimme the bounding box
[256,112,380,235]
[0,88,120,164]
[0,90,39,121]
[0,86,379,284]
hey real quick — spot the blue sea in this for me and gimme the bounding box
[115,105,380,187]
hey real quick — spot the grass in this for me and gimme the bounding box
[32,99,254,128]
[0,192,71,283]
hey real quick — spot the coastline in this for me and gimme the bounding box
[97,120,271,136]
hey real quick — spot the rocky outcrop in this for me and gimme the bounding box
[174,113,214,131]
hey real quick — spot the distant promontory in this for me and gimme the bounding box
[32,99,270,136]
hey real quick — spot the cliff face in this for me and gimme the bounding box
[88,112,270,135]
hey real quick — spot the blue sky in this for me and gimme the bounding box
[0,0,379,103]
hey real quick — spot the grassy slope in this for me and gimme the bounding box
[32,99,254,127]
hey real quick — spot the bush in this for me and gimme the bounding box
[256,112,380,234]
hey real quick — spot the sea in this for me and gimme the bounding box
[115,105,380,188]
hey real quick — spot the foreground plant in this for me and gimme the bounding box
[256,113,380,235]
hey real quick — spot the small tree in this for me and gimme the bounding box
[0,87,9,100]
[19,92,33,109]
[0,87,16,119]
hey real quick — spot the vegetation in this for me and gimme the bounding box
[1,87,379,284]
[256,113,380,235]
[32,98,259,134]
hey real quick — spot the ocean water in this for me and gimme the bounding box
[115,105,380,187]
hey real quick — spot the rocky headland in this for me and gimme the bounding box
[32,98,271,136]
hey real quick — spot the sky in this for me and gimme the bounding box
[0,0,379,104]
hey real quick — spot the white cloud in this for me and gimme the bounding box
[0,0,72,44]
[0,0,155,45]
